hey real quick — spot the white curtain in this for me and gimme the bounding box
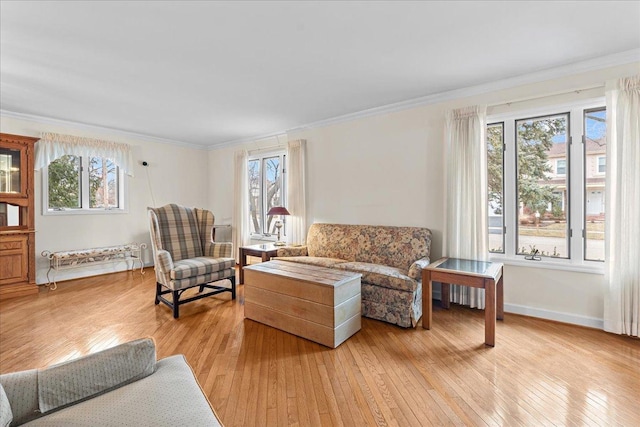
[232,149,249,264]
[604,75,640,337]
[35,132,134,176]
[445,105,488,308]
[286,139,307,245]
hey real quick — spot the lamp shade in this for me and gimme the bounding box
[267,206,290,216]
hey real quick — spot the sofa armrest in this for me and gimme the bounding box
[0,369,39,426]
[155,250,174,273]
[208,242,233,258]
[277,246,308,257]
[408,256,431,281]
[37,338,157,414]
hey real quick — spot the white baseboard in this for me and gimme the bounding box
[503,303,603,330]
[432,289,604,330]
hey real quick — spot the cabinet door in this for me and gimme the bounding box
[0,234,29,285]
[0,143,28,198]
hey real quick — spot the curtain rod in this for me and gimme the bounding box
[248,143,286,155]
[488,84,605,109]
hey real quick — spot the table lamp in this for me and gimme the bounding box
[267,206,290,246]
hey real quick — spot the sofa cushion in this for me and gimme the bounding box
[37,338,157,414]
[25,355,222,427]
[0,369,40,425]
[334,262,416,292]
[0,383,12,427]
[275,256,348,268]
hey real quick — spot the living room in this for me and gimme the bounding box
[1,2,639,426]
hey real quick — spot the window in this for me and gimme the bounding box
[487,123,504,253]
[584,108,607,261]
[487,100,606,267]
[43,155,126,214]
[248,152,286,238]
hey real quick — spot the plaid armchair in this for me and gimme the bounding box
[148,204,236,318]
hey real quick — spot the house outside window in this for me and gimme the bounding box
[43,155,126,214]
[487,100,606,268]
[248,151,286,239]
[597,156,606,174]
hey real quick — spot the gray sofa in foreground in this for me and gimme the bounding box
[276,223,432,328]
[0,338,222,427]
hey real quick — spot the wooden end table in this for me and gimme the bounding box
[239,243,280,284]
[422,257,504,346]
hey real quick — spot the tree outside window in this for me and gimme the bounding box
[45,155,123,212]
[248,153,285,237]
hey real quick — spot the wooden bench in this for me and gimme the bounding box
[243,260,362,348]
[42,243,146,290]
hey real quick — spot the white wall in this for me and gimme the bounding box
[0,116,210,284]
[209,62,639,329]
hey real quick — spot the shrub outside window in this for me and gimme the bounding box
[44,155,126,214]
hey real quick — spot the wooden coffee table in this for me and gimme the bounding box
[243,260,362,348]
[422,257,504,346]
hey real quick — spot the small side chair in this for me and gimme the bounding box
[148,204,236,318]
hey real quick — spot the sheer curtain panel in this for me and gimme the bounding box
[445,105,489,308]
[286,139,307,244]
[604,75,640,337]
[232,149,249,264]
[35,132,134,176]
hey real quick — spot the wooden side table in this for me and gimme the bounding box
[238,244,280,284]
[422,257,504,346]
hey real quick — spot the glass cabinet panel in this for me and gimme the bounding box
[0,148,22,194]
[0,202,21,227]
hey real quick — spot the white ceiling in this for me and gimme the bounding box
[1,1,639,148]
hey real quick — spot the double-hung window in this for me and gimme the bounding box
[43,155,126,214]
[487,99,607,269]
[247,151,286,239]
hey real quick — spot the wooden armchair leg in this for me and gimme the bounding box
[172,290,180,318]
[230,276,236,300]
[155,282,161,305]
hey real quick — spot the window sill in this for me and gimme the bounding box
[488,254,605,275]
[43,208,128,216]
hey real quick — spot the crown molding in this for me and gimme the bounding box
[0,109,207,150]
[2,49,638,151]
[281,49,640,134]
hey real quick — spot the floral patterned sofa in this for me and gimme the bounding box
[276,223,432,328]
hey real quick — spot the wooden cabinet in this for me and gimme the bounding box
[0,133,38,299]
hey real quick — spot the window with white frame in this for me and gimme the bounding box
[487,99,607,266]
[43,155,126,213]
[247,151,286,238]
[597,156,606,173]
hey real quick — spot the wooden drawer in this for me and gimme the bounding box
[0,234,29,285]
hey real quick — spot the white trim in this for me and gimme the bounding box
[504,303,603,330]
[3,50,638,151]
[285,51,639,134]
[42,157,129,215]
[430,288,603,329]
[0,109,204,150]
[488,255,604,274]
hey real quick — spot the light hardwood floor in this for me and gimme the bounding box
[1,269,639,426]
